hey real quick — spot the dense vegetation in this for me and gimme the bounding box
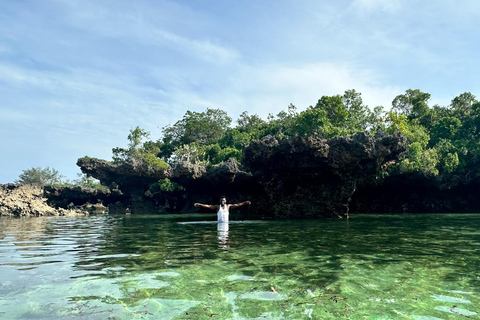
[123,89,479,180]
[18,89,480,189]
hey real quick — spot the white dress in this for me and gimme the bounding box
[217,205,229,223]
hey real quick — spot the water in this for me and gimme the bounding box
[0,214,479,319]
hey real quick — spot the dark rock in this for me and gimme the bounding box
[43,185,125,209]
[77,157,170,190]
[351,172,480,214]
[241,132,407,218]
[73,132,407,218]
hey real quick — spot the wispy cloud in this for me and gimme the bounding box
[152,29,241,65]
[53,0,240,66]
[351,0,402,13]
[1,0,479,183]
[182,61,401,122]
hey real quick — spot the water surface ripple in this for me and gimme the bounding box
[0,214,479,319]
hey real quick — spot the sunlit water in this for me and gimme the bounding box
[1,214,479,319]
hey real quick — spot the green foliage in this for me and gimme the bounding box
[392,89,431,118]
[385,90,480,177]
[73,173,109,191]
[20,89,480,190]
[141,153,169,170]
[160,109,232,159]
[214,147,242,163]
[16,167,65,187]
[113,126,168,170]
[403,123,430,148]
[368,106,387,133]
[104,89,480,183]
[159,178,184,192]
[236,111,267,135]
[263,104,299,138]
[294,104,329,137]
[430,117,462,145]
[290,91,375,138]
[342,89,372,133]
[316,95,348,127]
[112,126,150,162]
[148,179,185,196]
[219,129,253,149]
[398,143,439,176]
[450,92,477,119]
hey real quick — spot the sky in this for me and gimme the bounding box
[1,0,479,183]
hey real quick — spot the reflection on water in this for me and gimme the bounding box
[0,214,480,319]
[217,222,229,249]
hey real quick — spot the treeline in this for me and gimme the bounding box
[17,88,480,187]
[114,89,480,180]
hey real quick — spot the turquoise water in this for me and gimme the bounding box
[0,214,479,319]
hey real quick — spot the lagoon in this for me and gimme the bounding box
[0,214,479,319]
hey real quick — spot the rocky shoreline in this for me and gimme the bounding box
[1,131,411,218]
[0,184,92,217]
[5,129,480,218]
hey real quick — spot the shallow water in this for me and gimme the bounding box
[0,214,479,319]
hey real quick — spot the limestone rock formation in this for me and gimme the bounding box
[43,185,124,212]
[241,131,407,218]
[77,157,170,189]
[0,184,89,217]
[74,132,406,218]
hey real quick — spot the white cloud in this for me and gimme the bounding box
[230,62,400,115]
[351,0,402,13]
[1,0,479,184]
[152,29,241,65]
[167,61,403,125]
[53,0,240,66]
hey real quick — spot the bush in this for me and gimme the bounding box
[16,167,64,187]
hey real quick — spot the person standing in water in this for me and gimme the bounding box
[194,196,251,223]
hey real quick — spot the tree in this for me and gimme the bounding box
[315,95,348,128]
[16,167,64,187]
[236,111,266,134]
[220,128,253,149]
[450,92,477,118]
[112,126,151,162]
[342,89,374,133]
[112,126,168,169]
[368,106,387,133]
[430,116,462,145]
[294,104,329,137]
[74,173,108,190]
[161,109,232,158]
[392,89,431,121]
[263,104,299,138]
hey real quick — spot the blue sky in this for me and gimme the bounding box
[1,0,479,183]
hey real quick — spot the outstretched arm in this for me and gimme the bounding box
[229,201,251,209]
[194,203,217,210]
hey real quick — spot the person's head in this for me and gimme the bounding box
[219,196,227,205]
